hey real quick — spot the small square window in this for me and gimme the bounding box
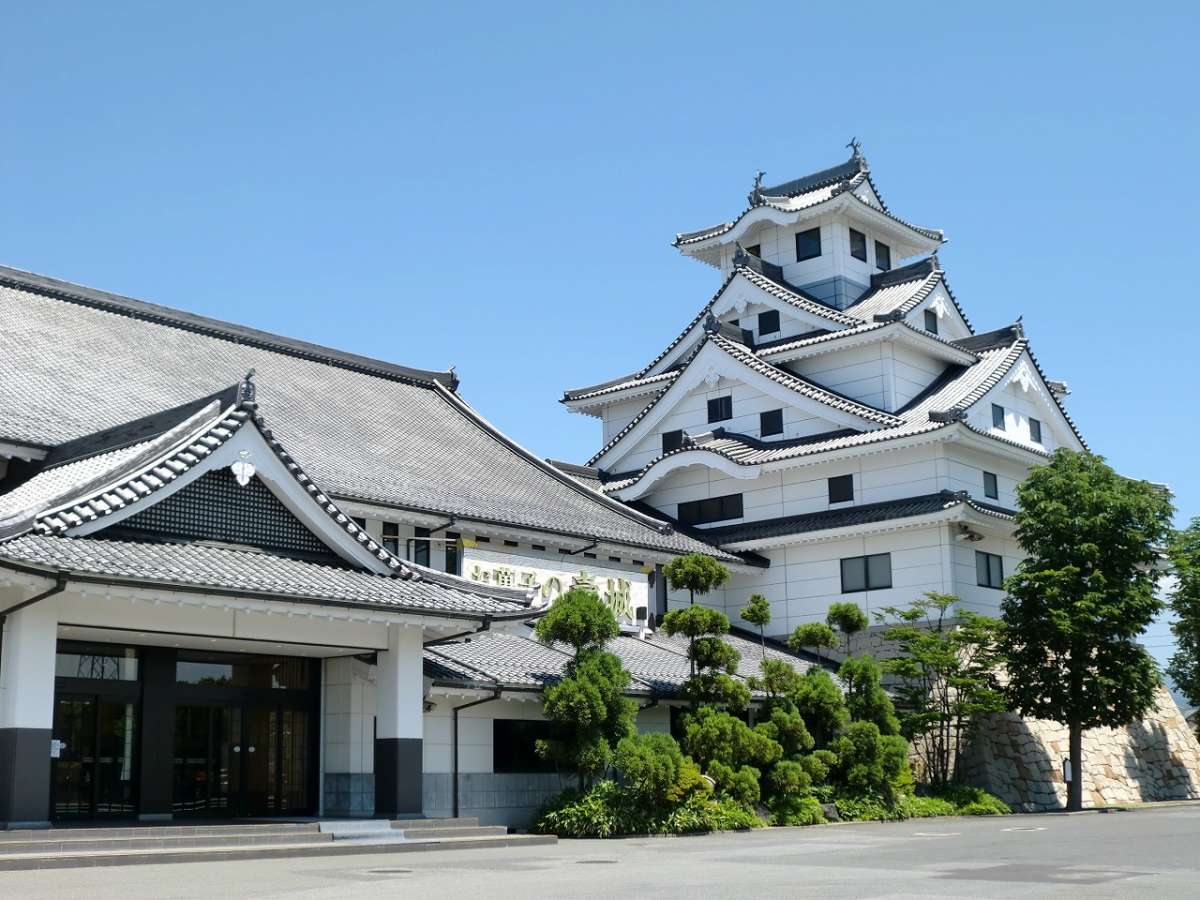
[828,474,854,504]
[746,244,761,257]
[760,409,783,437]
[976,551,1004,589]
[924,309,939,334]
[849,228,867,262]
[874,241,891,271]
[795,227,822,262]
[992,404,1006,430]
[708,396,732,423]
[758,309,780,335]
[983,471,999,500]
[662,430,684,453]
[1029,417,1043,444]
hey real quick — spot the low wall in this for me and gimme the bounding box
[960,686,1200,810]
[423,772,571,828]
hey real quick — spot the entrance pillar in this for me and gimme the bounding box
[0,600,58,827]
[137,648,176,820]
[373,625,424,818]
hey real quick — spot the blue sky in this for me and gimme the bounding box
[2,2,1196,671]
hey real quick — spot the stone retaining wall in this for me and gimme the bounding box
[959,686,1200,810]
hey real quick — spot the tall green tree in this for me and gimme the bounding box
[663,553,729,606]
[662,605,749,709]
[999,449,1173,811]
[534,588,637,788]
[827,601,869,655]
[1167,519,1200,727]
[789,622,838,667]
[740,594,772,658]
[877,593,1006,787]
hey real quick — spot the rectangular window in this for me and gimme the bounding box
[745,244,761,257]
[849,228,868,262]
[983,471,999,500]
[55,643,138,681]
[662,429,684,454]
[678,493,743,526]
[795,227,822,262]
[176,652,311,690]
[976,551,1004,589]
[840,553,892,592]
[382,521,401,555]
[1029,417,1043,444]
[414,526,431,567]
[445,531,461,576]
[760,409,783,437]
[874,240,892,271]
[924,309,939,334]
[707,396,732,423]
[493,720,557,773]
[758,309,780,335]
[991,403,1006,430]
[828,474,854,504]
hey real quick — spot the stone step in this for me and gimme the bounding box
[0,830,331,856]
[0,822,320,842]
[389,816,479,829]
[399,825,509,840]
[0,832,557,871]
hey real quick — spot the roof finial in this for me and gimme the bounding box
[847,136,863,158]
[747,169,765,206]
[238,368,257,407]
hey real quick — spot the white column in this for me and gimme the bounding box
[373,624,425,816]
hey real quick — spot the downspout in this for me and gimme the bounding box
[0,573,67,680]
[451,690,501,818]
[424,616,491,648]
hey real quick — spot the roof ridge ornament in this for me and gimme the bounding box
[238,369,257,408]
[747,170,765,207]
[846,137,865,165]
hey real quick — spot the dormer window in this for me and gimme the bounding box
[758,310,780,335]
[924,309,939,335]
[1029,417,1043,444]
[875,241,892,271]
[849,228,868,262]
[795,227,821,262]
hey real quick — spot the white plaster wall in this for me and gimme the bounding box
[907,283,972,341]
[602,397,654,445]
[788,343,888,409]
[323,656,377,777]
[966,352,1077,453]
[892,342,945,409]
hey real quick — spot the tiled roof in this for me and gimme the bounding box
[0,266,729,562]
[692,491,1015,545]
[844,257,974,332]
[738,269,863,327]
[561,369,680,404]
[0,533,537,618]
[423,626,826,696]
[600,335,1032,494]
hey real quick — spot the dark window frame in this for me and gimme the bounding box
[444,531,461,576]
[840,553,892,592]
[828,474,854,504]
[760,409,783,437]
[983,471,999,500]
[976,551,1004,589]
[795,227,822,262]
[991,403,1006,430]
[413,526,431,567]
[758,309,780,335]
[382,520,401,556]
[924,309,939,334]
[662,429,684,454]
[874,240,892,271]
[1029,417,1043,444]
[678,493,744,526]
[707,396,732,424]
[849,227,868,262]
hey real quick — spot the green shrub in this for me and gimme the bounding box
[535,781,623,837]
[708,761,761,806]
[899,794,957,818]
[770,794,826,826]
[658,793,763,834]
[614,732,685,806]
[833,793,902,822]
[929,784,1010,816]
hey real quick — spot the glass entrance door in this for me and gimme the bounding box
[51,695,139,819]
[173,705,240,814]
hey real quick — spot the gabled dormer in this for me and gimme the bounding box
[674,145,943,310]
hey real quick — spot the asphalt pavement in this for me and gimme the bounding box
[6,804,1200,899]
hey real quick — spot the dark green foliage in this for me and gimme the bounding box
[663,604,731,680]
[681,672,751,712]
[755,705,814,758]
[708,761,761,805]
[827,601,869,654]
[769,794,826,826]
[749,657,804,702]
[877,592,1006,787]
[1168,519,1200,726]
[740,594,772,657]
[766,758,811,797]
[838,654,900,735]
[692,636,740,673]
[798,749,837,786]
[927,783,1011,815]
[533,589,636,787]
[534,587,620,651]
[681,705,782,772]
[533,779,763,837]
[613,732,686,807]
[830,720,909,803]
[789,621,838,666]
[792,668,849,748]
[663,553,730,606]
[1000,449,1173,811]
